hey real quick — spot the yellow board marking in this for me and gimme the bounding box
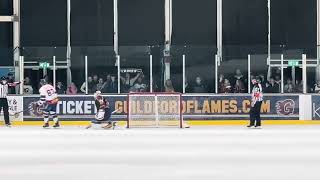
[1,120,320,126]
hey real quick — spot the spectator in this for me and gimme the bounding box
[96,78,105,91]
[120,72,141,92]
[249,75,255,91]
[265,77,280,93]
[66,82,78,95]
[314,81,320,93]
[152,79,160,92]
[220,79,232,93]
[23,77,33,94]
[274,75,281,86]
[93,75,99,85]
[106,74,112,85]
[274,75,281,91]
[259,74,266,84]
[284,79,294,93]
[257,76,266,90]
[101,75,111,93]
[218,74,225,93]
[233,69,245,86]
[233,79,246,93]
[164,79,175,92]
[102,74,116,93]
[131,77,147,92]
[56,81,66,94]
[234,69,244,80]
[80,76,95,94]
[294,80,305,93]
[7,73,16,94]
[184,77,192,93]
[109,76,118,93]
[250,75,255,81]
[192,76,207,93]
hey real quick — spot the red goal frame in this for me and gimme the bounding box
[127,92,183,128]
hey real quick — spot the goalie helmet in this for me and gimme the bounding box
[94,91,102,98]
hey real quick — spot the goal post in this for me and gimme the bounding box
[127,92,183,128]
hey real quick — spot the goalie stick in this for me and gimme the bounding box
[86,108,120,130]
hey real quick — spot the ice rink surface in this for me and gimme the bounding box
[0,125,320,180]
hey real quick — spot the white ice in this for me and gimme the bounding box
[0,125,320,180]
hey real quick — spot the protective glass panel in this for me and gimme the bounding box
[118,0,164,45]
[0,23,12,66]
[219,54,249,94]
[21,0,67,46]
[170,46,183,93]
[72,46,117,95]
[308,67,317,94]
[250,54,270,93]
[172,0,217,45]
[119,46,151,93]
[185,46,216,93]
[0,0,12,15]
[22,47,67,94]
[70,0,114,46]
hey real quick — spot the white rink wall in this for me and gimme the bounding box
[2,94,320,122]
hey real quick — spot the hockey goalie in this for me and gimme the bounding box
[86,91,116,129]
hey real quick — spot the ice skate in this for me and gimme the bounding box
[53,122,60,128]
[43,122,49,128]
[102,123,113,129]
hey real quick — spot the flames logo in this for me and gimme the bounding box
[276,99,295,115]
[28,102,44,117]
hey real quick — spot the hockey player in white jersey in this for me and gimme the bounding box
[38,79,60,128]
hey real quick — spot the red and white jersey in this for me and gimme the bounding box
[39,84,58,103]
[251,83,263,103]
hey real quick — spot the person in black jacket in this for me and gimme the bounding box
[192,76,207,93]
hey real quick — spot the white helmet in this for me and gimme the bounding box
[94,91,102,98]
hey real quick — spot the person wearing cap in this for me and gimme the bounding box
[0,76,20,127]
[247,78,263,128]
[7,73,16,94]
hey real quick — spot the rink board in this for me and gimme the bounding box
[21,94,300,122]
[3,120,320,126]
[4,94,320,125]
[312,95,320,120]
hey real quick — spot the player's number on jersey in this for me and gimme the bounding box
[47,89,55,96]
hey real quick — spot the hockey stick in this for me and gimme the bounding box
[86,109,120,129]
[9,109,30,118]
[111,109,120,115]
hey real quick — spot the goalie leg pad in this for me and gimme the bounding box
[95,109,105,120]
[104,108,112,121]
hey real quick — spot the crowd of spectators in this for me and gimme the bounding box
[16,68,320,94]
[216,68,316,94]
[80,74,118,94]
[218,69,247,93]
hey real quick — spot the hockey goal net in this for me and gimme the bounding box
[127,93,183,128]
